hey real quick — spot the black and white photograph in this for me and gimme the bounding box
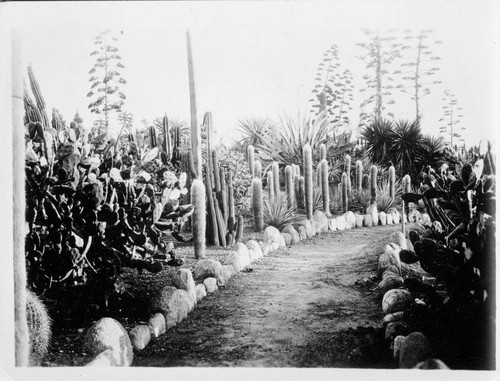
[0,0,498,379]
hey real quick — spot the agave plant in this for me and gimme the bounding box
[255,112,334,167]
[263,192,299,230]
[376,178,403,212]
[237,117,274,150]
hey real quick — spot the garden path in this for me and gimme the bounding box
[134,224,400,368]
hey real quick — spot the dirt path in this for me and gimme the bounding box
[134,225,400,368]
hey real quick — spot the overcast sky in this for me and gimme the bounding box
[4,0,500,147]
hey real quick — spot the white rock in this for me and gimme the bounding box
[343,211,356,229]
[282,225,300,244]
[386,213,394,225]
[366,204,379,225]
[390,232,407,250]
[129,325,151,350]
[279,234,286,248]
[281,233,292,246]
[335,216,346,231]
[193,259,222,282]
[195,283,207,303]
[172,268,196,303]
[150,286,193,329]
[261,243,273,256]
[313,210,329,233]
[378,212,387,226]
[298,225,308,240]
[363,214,373,227]
[413,359,449,369]
[263,226,281,246]
[355,214,364,228]
[147,313,166,338]
[246,240,263,258]
[393,335,405,360]
[328,218,337,231]
[203,277,218,293]
[83,317,133,366]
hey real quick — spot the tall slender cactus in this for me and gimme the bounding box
[389,165,396,200]
[267,170,274,203]
[285,165,294,209]
[320,143,327,161]
[356,160,363,193]
[191,179,206,258]
[303,145,313,220]
[252,178,264,232]
[370,165,378,205]
[204,162,219,246]
[247,145,255,178]
[254,160,262,179]
[186,30,201,178]
[341,172,348,213]
[272,161,280,199]
[345,154,352,194]
[320,159,330,216]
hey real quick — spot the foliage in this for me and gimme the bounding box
[255,112,334,167]
[87,30,127,134]
[215,142,253,216]
[309,44,354,130]
[439,89,465,148]
[263,192,299,230]
[236,117,274,151]
[356,30,400,125]
[361,118,446,180]
[116,111,133,149]
[395,29,442,122]
[399,147,495,368]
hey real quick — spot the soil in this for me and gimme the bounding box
[43,224,401,368]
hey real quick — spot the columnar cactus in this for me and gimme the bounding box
[212,150,221,192]
[303,145,313,220]
[220,167,228,223]
[285,165,294,208]
[345,155,352,194]
[320,143,327,161]
[191,179,206,258]
[267,170,274,203]
[389,165,396,200]
[203,112,214,183]
[187,30,202,178]
[204,163,219,246]
[227,170,235,232]
[294,164,300,177]
[162,114,171,160]
[247,145,255,178]
[356,160,363,193]
[149,126,157,148]
[235,215,244,244]
[370,165,378,205]
[254,160,262,179]
[298,176,305,209]
[341,172,348,213]
[26,290,52,364]
[251,178,264,232]
[320,159,330,216]
[403,174,411,194]
[362,173,370,190]
[272,161,280,199]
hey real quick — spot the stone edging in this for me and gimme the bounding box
[376,226,450,369]
[84,208,404,366]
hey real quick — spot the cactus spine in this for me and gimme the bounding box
[320,159,330,215]
[370,165,378,205]
[254,160,262,179]
[345,155,352,193]
[272,161,280,199]
[252,178,264,232]
[389,165,396,200]
[247,145,255,178]
[341,172,348,213]
[26,290,52,364]
[191,179,206,258]
[187,30,202,178]
[320,143,327,161]
[303,144,313,220]
[267,170,274,203]
[356,160,363,193]
[285,165,294,209]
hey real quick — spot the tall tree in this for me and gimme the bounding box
[395,29,442,122]
[309,45,354,132]
[439,89,465,149]
[87,30,127,137]
[357,30,400,126]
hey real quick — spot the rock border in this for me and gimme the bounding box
[85,209,404,366]
[376,223,450,369]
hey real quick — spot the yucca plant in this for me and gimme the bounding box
[263,192,300,230]
[255,112,334,167]
[237,117,274,150]
[361,118,394,165]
